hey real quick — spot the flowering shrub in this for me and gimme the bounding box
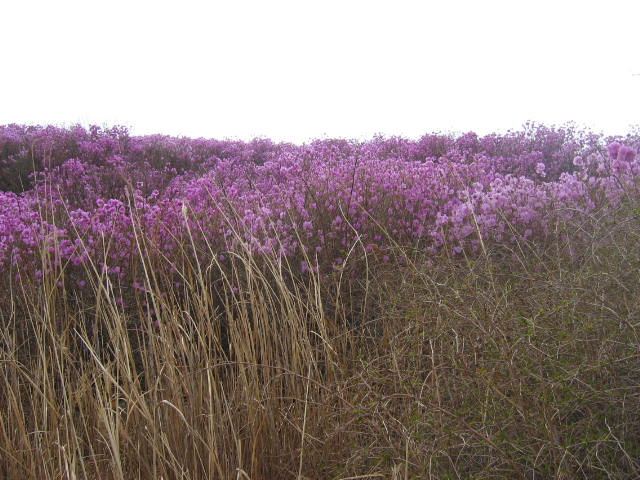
[1,123,639,287]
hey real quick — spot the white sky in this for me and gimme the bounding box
[1,0,639,143]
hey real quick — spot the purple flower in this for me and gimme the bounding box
[607,142,621,160]
[618,145,637,163]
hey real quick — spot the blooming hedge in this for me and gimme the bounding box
[1,123,638,288]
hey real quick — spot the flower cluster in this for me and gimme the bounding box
[1,123,639,287]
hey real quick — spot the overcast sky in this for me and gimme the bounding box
[1,0,639,142]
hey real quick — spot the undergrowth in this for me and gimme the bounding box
[0,200,639,479]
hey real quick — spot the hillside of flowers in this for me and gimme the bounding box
[1,123,639,289]
[2,123,640,479]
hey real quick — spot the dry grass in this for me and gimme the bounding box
[1,202,639,479]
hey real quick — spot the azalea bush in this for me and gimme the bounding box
[0,122,638,291]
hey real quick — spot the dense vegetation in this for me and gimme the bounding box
[0,123,639,479]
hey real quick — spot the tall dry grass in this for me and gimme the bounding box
[1,200,639,479]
